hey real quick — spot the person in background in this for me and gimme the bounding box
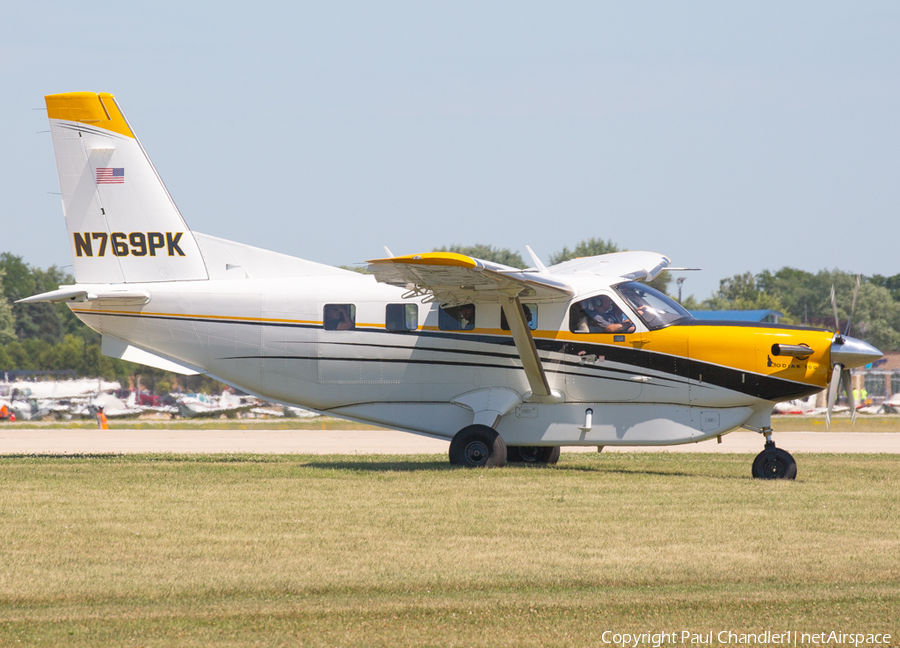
[96,405,109,430]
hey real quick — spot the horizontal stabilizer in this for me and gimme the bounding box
[17,286,150,305]
[101,335,202,375]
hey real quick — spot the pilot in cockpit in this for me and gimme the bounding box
[580,294,635,333]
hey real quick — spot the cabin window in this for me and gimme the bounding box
[386,304,418,331]
[569,295,635,334]
[500,303,537,331]
[615,281,693,330]
[323,304,355,330]
[439,304,476,331]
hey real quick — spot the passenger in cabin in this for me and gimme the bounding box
[459,304,476,330]
[500,303,536,331]
[324,304,354,330]
[438,304,476,330]
[385,307,404,331]
[575,295,635,334]
[570,303,590,333]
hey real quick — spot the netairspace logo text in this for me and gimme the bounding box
[600,630,893,647]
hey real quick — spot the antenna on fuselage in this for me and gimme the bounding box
[525,245,548,274]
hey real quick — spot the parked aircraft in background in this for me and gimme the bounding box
[0,375,121,421]
[20,92,883,478]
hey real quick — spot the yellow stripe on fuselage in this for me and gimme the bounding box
[71,307,319,327]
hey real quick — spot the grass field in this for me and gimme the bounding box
[771,416,900,433]
[0,453,898,646]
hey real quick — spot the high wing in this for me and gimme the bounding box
[366,252,573,306]
[547,251,671,281]
[367,252,571,399]
[366,250,673,305]
[366,250,671,402]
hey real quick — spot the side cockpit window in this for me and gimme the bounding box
[323,304,355,330]
[386,304,418,331]
[439,304,476,330]
[615,281,693,330]
[569,295,635,334]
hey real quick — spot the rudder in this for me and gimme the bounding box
[45,92,208,284]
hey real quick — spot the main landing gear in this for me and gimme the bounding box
[749,428,797,480]
[507,445,561,465]
[449,425,507,468]
[448,425,561,468]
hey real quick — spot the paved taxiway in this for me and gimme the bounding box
[0,428,898,455]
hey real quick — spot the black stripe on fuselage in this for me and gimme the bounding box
[78,310,819,401]
[227,353,671,389]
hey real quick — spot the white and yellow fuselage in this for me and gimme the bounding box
[25,91,877,449]
[63,271,835,446]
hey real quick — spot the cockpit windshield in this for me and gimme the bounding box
[615,281,693,330]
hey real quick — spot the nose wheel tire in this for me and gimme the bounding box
[449,425,507,468]
[507,446,561,465]
[751,444,797,480]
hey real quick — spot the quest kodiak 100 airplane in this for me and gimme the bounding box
[21,92,883,478]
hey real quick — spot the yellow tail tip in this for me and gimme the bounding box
[45,92,134,139]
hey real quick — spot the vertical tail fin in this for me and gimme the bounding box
[45,92,208,283]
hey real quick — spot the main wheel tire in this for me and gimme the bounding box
[751,447,797,480]
[507,446,560,465]
[449,425,507,468]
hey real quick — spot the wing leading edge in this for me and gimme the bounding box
[366,252,573,306]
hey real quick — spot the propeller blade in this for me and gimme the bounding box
[844,275,861,337]
[826,364,842,428]
[830,284,840,334]
[841,368,856,425]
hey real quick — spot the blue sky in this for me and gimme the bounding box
[2,1,898,299]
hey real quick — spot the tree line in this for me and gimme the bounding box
[2,241,898,393]
[682,269,900,352]
[0,253,221,394]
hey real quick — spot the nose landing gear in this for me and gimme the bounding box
[749,428,797,480]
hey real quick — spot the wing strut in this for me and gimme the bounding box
[501,296,553,399]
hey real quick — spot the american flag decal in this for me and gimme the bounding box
[96,167,125,184]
